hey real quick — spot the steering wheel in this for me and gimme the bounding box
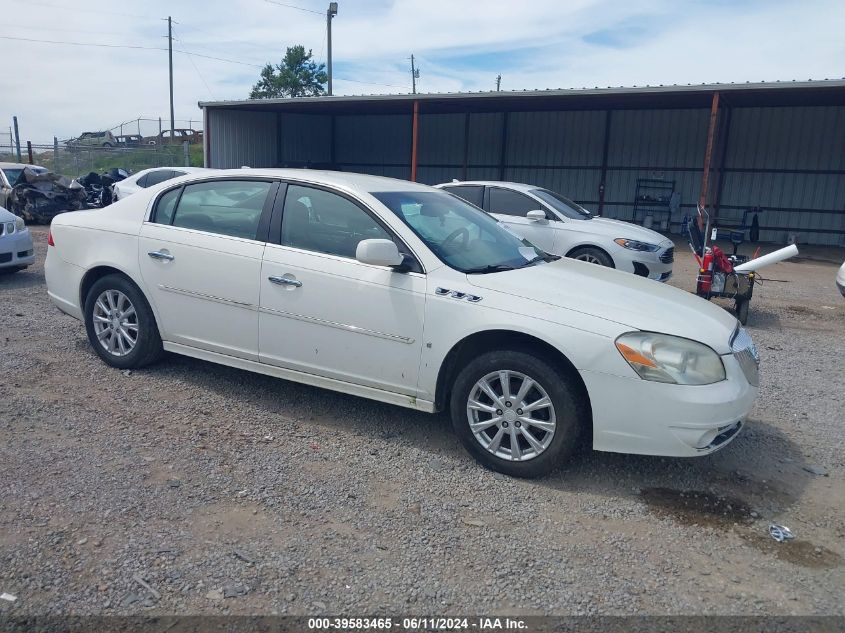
[442,227,470,250]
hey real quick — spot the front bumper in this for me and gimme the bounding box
[0,229,35,269]
[613,244,674,282]
[581,353,757,457]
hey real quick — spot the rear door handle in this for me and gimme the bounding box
[148,250,174,262]
[268,275,302,288]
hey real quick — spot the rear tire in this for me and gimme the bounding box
[568,246,614,268]
[449,349,587,478]
[83,274,163,369]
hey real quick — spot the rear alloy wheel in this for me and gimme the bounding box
[450,350,586,477]
[569,246,614,268]
[84,274,163,369]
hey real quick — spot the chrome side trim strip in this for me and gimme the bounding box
[158,285,258,310]
[259,306,414,344]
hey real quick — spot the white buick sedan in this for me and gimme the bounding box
[45,170,758,477]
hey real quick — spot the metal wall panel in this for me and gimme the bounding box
[208,109,278,168]
[418,113,464,165]
[506,111,605,166]
[467,112,504,166]
[278,113,331,165]
[335,114,410,165]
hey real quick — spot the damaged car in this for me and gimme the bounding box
[1,162,48,208]
[9,166,86,224]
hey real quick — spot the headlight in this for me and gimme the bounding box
[15,216,25,232]
[615,332,725,385]
[614,238,659,252]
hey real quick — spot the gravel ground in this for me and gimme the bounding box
[1,226,843,616]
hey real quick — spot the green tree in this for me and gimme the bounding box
[249,45,328,99]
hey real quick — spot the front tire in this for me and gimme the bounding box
[449,350,587,477]
[83,274,163,369]
[735,298,749,325]
[568,246,614,267]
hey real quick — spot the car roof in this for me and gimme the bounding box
[0,162,46,170]
[177,169,436,194]
[436,180,540,193]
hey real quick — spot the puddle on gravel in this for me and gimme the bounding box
[740,534,842,569]
[640,487,842,569]
[640,487,753,527]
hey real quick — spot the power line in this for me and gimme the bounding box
[0,34,264,67]
[173,27,216,100]
[12,0,161,21]
[0,34,166,51]
[262,0,323,15]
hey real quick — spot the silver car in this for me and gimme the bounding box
[0,205,35,273]
[436,181,674,281]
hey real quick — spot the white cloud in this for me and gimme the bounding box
[1,0,841,147]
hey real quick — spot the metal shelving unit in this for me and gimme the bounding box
[632,178,675,230]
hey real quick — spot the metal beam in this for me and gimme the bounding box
[598,110,612,216]
[410,100,419,182]
[712,105,733,221]
[499,112,509,180]
[698,91,720,209]
[462,112,470,180]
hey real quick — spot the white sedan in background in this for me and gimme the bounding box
[436,181,675,281]
[112,166,210,202]
[45,169,757,477]
[0,205,35,273]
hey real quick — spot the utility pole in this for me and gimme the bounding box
[496,75,501,91]
[168,16,175,140]
[410,55,420,94]
[53,137,59,174]
[12,116,21,162]
[327,3,338,95]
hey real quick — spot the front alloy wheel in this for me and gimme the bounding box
[467,370,556,461]
[450,350,586,477]
[92,289,138,357]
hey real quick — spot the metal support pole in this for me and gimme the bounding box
[410,100,419,182]
[597,110,612,216]
[168,17,175,140]
[326,3,337,95]
[712,105,733,223]
[462,112,470,181]
[498,112,509,181]
[496,75,501,91]
[26,141,33,165]
[699,91,720,211]
[53,136,59,174]
[13,116,21,162]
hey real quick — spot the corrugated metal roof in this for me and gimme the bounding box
[200,79,845,110]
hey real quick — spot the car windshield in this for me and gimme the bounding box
[373,190,551,273]
[531,188,592,220]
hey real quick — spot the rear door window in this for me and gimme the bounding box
[488,187,543,217]
[442,185,484,208]
[144,170,174,187]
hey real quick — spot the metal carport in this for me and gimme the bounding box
[200,80,845,245]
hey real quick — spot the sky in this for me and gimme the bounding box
[2,0,843,144]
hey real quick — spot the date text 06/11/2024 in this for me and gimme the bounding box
[307,617,529,630]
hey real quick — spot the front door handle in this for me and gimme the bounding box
[268,275,302,288]
[148,250,175,262]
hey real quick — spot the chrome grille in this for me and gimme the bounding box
[659,247,674,264]
[731,327,759,387]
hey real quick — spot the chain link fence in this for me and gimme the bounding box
[1,142,203,179]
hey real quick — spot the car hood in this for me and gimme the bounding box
[466,259,738,353]
[0,206,17,222]
[575,217,672,246]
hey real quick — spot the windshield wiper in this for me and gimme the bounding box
[521,254,561,267]
[464,264,518,274]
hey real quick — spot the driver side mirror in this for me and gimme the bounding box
[356,239,405,268]
[526,209,548,222]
